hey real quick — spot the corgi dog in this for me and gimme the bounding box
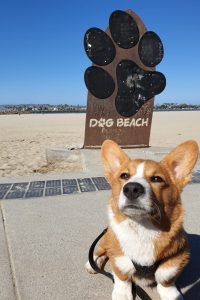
[86,139,199,300]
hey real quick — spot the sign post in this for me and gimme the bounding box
[84,9,166,148]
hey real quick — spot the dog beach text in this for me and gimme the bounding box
[89,118,149,128]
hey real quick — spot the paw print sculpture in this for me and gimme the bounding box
[84,10,166,117]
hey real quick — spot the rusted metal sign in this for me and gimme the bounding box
[84,9,166,148]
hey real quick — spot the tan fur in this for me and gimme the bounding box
[92,139,198,292]
[95,227,128,281]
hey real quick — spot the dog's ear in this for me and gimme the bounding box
[161,140,199,188]
[101,140,129,179]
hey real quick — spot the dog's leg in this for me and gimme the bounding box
[155,251,189,300]
[85,235,107,274]
[110,256,135,300]
[157,283,183,300]
[156,266,184,300]
[112,274,134,300]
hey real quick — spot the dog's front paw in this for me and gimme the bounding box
[85,255,107,274]
[157,283,183,300]
[85,260,97,274]
[112,280,134,300]
[112,287,134,300]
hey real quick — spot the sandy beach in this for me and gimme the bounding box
[0,111,200,178]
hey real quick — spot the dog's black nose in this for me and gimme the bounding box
[123,182,145,200]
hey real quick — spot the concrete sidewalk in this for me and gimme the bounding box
[0,147,200,300]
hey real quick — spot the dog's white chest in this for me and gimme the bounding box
[110,216,160,266]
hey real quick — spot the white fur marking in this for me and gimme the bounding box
[108,208,160,266]
[112,274,133,300]
[157,283,183,300]
[155,266,178,283]
[118,162,152,212]
[115,256,135,277]
[128,162,150,193]
[133,162,145,178]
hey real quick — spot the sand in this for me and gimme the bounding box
[0,114,85,178]
[0,111,200,178]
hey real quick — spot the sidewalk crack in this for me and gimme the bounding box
[0,203,20,300]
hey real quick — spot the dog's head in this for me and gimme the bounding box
[101,140,198,226]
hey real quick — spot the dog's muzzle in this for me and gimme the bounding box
[120,181,151,216]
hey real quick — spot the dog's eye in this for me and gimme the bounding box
[120,173,130,180]
[150,176,163,183]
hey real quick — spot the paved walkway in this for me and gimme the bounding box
[0,147,199,300]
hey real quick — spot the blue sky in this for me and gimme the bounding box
[0,0,200,105]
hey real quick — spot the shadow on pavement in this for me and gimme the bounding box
[177,233,200,299]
